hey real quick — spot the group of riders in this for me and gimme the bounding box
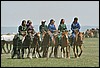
[18,17,80,46]
[12,17,81,59]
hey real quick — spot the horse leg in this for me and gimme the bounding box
[36,46,41,58]
[2,45,7,54]
[76,45,78,57]
[45,47,48,57]
[29,47,33,59]
[9,44,12,53]
[11,46,17,59]
[6,43,9,53]
[17,48,21,59]
[54,46,58,58]
[49,46,53,57]
[42,47,45,58]
[78,45,83,57]
[46,47,49,58]
[73,45,77,58]
[21,47,24,59]
[66,45,70,59]
[27,47,30,58]
[63,47,66,58]
[32,47,35,57]
[61,47,64,58]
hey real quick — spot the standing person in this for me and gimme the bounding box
[39,20,48,41]
[18,20,27,59]
[48,19,57,41]
[71,17,81,46]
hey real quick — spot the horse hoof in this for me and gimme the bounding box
[68,57,70,59]
[29,57,32,59]
[77,57,79,58]
[22,57,24,59]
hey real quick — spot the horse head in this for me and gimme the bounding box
[78,32,84,44]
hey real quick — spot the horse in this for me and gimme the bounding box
[71,29,84,58]
[40,31,51,58]
[92,28,98,38]
[22,33,33,59]
[1,34,14,53]
[60,31,70,58]
[11,34,20,58]
[31,32,42,58]
[85,29,94,38]
[1,40,7,54]
[11,31,29,59]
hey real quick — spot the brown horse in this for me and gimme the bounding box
[72,30,84,58]
[60,31,70,58]
[31,32,42,58]
[47,30,60,58]
[40,30,51,58]
[85,29,94,38]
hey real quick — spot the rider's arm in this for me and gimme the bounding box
[77,23,80,29]
[71,23,74,31]
[39,25,42,33]
[48,25,53,32]
[45,25,48,31]
[18,26,22,34]
[65,24,67,30]
[58,25,61,30]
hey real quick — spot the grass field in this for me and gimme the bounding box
[1,38,99,67]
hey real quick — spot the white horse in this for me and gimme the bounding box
[1,34,15,53]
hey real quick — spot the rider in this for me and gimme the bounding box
[71,17,81,46]
[58,19,67,32]
[58,19,67,45]
[27,21,35,36]
[26,20,31,28]
[48,19,57,41]
[18,20,27,59]
[39,20,48,41]
[18,20,27,40]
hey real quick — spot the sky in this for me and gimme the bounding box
[1,1,99,27]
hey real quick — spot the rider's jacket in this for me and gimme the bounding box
[48,24,56,33]
[39,25,48,33]
[18,25,27,35]
[71,22,80,33]
[58,24,67,32]
[27,25,35,34]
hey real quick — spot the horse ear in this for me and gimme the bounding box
[82,32,84,35]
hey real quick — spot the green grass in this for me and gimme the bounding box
[1,38,99,67]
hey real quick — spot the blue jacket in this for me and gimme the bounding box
[48,24,56,33]
[71,22,80,33]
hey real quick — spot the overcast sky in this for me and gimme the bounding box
[1,1,99,27]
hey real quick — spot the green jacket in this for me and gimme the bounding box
[39,25,48,33]
[18,25,27,35]
[58,24,67,32]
